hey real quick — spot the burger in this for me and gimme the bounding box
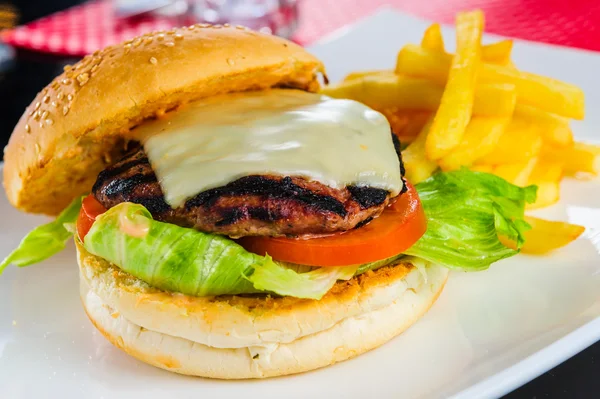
[1,25,535,379]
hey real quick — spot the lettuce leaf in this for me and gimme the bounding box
[407,169,537,271]
[0,196,82,275]
[247,256,357,299]
[83,203,358,299]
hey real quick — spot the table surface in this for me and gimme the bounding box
[0,1,598,397]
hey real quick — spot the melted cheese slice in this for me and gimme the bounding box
[137,89,403,208]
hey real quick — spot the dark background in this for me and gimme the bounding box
[0,1,598,397]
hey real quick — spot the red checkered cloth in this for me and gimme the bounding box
[3,0,600,56]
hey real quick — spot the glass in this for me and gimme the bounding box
[189,0,299,38]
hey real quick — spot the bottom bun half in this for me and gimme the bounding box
[77,242,448,379]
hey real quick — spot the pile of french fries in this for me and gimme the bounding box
[321,10,591,254]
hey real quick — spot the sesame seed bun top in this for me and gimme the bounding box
[3,24,325,215]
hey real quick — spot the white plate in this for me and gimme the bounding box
[1,8,600,399]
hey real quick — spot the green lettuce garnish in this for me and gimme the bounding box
[0,196,82,274]
[407,169,537,270]
[83,202,358,299]
[248,256,357,299]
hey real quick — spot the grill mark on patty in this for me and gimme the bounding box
[215,208,246,226]
[134,195,172,214]
[103,173,158,197]
[248,207,282,222]
[92,156,149,193]
[354,216,374,229]
[185,176,347,217]
[347,186,389,209]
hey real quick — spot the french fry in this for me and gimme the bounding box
[526,161,563,209]
[439,117,510,170]
[481,40,513,65]
[514,104,573,147]
[403,118,439,184]
[426,10,484,160]
[395,45,585,119]
[421,23,445,51]
[420,24,509,62]
[492,158,538,187]
[320,74,444,110]
[396,45,452,84]
[343,70,389,82]
[472,83,517,116]
[528,181,561,209]
[519,217,585,254]
[475,117,542,165]
[542,141,600,176]
[500,216,584,254]
[321,74,516,116]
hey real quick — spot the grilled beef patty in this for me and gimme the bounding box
[92,135,405,238]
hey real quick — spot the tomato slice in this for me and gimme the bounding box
[238,182,426,266]
[77,194,107,241]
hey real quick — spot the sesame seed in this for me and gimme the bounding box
[41,110,48,119]
[163,42,175,47]
[39,122,44,129]
[223,23,230,27]
[174,33,183,40]
[51,101,58,108]
[67,94,73,101]
[144,37,153,45]
[124,43,131,50]
[149,57,158,65]
[213,24,223,29]
[167,29,176,35]
[63,105,69,116]
[62,78,71,85]
[35,143,41,153]
[197,23,210,28]
[28,109,34,116]
[77,73,90,85]
[235,25,246,30]
[187,25,196,30]
[43,95,50,103]
[33,111,41,120]
[91,64,99,73]
[156,34,165,41]
[57,92,64,100]
[25,124,30,133]
[227,58,235,66]
[133,38,142,47]
[34,102,41,110]
[42,87,48,94]
[93,50,100,56]
[45,118,54,126]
